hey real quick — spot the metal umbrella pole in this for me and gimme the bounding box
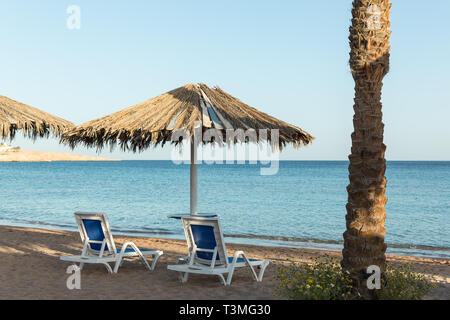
[190,138,198,216]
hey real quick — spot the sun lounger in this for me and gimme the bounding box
[60,212,163,273]
[167,216,269,286]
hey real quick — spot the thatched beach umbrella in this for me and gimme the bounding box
[1,94,73,139]
[62,83,314,216]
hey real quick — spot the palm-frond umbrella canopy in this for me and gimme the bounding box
[0,94,74,139]
[62,83,314,216]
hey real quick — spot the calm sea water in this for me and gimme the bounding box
[0,161,449,258]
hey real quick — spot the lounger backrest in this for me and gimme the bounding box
[74,212,117,256]
[181,217,228,266]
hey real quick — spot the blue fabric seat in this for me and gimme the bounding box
[227,257,258,264]
[117,247,152,254]
[189,224,260,264]
[82,219,108,251]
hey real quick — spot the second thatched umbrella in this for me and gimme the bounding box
[1,94,73,139]
[62,83,314,216]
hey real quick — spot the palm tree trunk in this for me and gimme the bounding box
[342,0,392,299]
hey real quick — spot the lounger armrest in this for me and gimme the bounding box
[113,241,152,273]
[118,242,144,256]
[231,251,250,264]
[230,250,258,281]
[113,242,162,273]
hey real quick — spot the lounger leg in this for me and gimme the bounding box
[256,262,269,282]
[219,274,228,286]
[180,272,189,283]
[103,262,113,274]
[229,251,259,283]
[140,256,152,271]
[225,268,235,286]
[115,242,157,272]
[79,262,84,271]
[150,251,163,271]
[113,257,123,273]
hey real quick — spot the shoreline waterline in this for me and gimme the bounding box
[1,219,449,260]
[1,160,448,259]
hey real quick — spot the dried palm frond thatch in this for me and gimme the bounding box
[0,94,74,139]
[62,83,314,151]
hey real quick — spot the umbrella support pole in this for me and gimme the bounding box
[190,140,198,216]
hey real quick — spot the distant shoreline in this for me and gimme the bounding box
[0,150,120,162]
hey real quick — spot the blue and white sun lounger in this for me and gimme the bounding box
[60,212,163,273]
[167,216,269,286]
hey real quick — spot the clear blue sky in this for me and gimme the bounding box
[1,1,449,160]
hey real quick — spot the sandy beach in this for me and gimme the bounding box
[0,225,448,300]
[0,150,119,162]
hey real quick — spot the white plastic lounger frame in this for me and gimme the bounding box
[167,216,269,286]
[60,212,163,273]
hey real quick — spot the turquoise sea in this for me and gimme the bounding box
[0,161,449,258]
